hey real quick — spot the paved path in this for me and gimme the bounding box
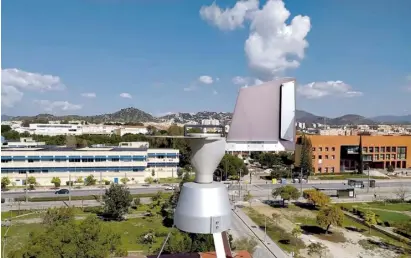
[233,207,289,258]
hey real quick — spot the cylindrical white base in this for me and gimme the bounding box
[174,182,231,234]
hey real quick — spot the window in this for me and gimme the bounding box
[369,147,374,153]
[312,147,316,151]
[375,147,379,153]
[330,167,334,173]
[392,147,396,152]
[69,158,80,162]
[374,154,379,160]
[331,147,335,151]
[319,147,323,152]
[318,167,322,173]
[331,155,335,160]
[386,147,391,152]
[363,147,368,152]
[325,147,329,151]
[312,155,315,159]
[386,154,390,159]
[325,155,329,159]
[397,147,407,160]
[381,147,385,152]
[318,155,322,159]
[380,154,384,159]
[324,167,328,173]
[391,154,396,159]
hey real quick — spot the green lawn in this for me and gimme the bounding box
[1,203,171,256]
[312,174,388,180]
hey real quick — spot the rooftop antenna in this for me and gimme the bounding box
[153,78,297,258]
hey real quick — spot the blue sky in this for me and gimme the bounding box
[2,0,411,118]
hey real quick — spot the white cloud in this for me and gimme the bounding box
[34,100,82,112]
[232,76,265,87]
[183,86,196,92]
[81,92,96,98]
[1,85,24,108]
[198,75,214,84]
[297,81,363,99]
[200,0,259,31]
[201,0,311,79]
[1,68,66,108]
[119,93,132,99]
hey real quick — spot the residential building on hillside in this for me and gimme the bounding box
[295,135,411,173]
[113,126,148,136]
[1,141,179,186]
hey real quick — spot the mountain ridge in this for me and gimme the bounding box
[2,108,411,125]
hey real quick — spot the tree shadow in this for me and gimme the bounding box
[301,225,346,243]
[345,226,366,233]
[365,239,409,255]
[293,201,317,211]
[262,200,287,208]
[301,225,327,235]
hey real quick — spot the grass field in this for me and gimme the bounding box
[340,202,411,212]
[1,203,171,256]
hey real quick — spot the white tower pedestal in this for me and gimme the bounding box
[173,134,232,258]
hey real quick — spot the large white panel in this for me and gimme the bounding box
[280,81,296,141]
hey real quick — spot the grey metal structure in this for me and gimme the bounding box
[227,78,296,151]
[160,78,296,258]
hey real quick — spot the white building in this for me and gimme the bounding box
[1,141,179,186]
[201,119,220,126]
[3,137,46,148]
[27,123,83,136]
[82,124,119,135]
[114,126,148,136]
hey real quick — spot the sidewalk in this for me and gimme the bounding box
[1,200,102,212]
[233,207,289,258]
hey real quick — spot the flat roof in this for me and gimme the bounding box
[1,145,178,152]
[314,185,355,191]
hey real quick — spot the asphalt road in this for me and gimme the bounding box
[2,181,410,199]
[1,187,166,199]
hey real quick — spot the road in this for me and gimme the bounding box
[2,180,410,200]
[1,187,166,199]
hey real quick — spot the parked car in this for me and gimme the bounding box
[55,189,70,195]
[142,184,150,187]
[165,185,175,190]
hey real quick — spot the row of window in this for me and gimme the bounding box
[1,164,178,174]
[1,155,179,163]
[363,154,406,161]
[317,167,335,173]
[363,146,406,153]
[313,155,335,160]
[312,147,336,152]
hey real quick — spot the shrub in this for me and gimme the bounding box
[66,181,74,186]
[83,206,103,214]
[104,180,110,185]
[384,221,391,227]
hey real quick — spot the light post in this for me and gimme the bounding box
[25,170,28,203]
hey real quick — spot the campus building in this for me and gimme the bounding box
[1,141,179,186]
[295,135,411,173]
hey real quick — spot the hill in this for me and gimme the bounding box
[2,108,411,125]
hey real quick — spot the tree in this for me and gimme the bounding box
[43,207,75,226]
[51,177,61,188]
[76,176,84,185]
[232,236,258,254]
[303,189,330,208]
[27,176,37,190]
[308,242,327,258]
[151,169,156,177]
[217,154,249,179]
[364,210,377,234]
[358,135,364,174]
[316,206,344,234]
[299,134,313,175]
[1,177,11,190]
[84,174,97,186]
[1,125,12,133]
[394,184,409,202]
[120,177,130,185]
[243,191,253,206]
[291,225,302,248]
[386,165,395,173]
[272,185,300,207]
[11,212,124,258]
[103,183,132,220]
[177,168,184,179]
[144,177,154,184]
